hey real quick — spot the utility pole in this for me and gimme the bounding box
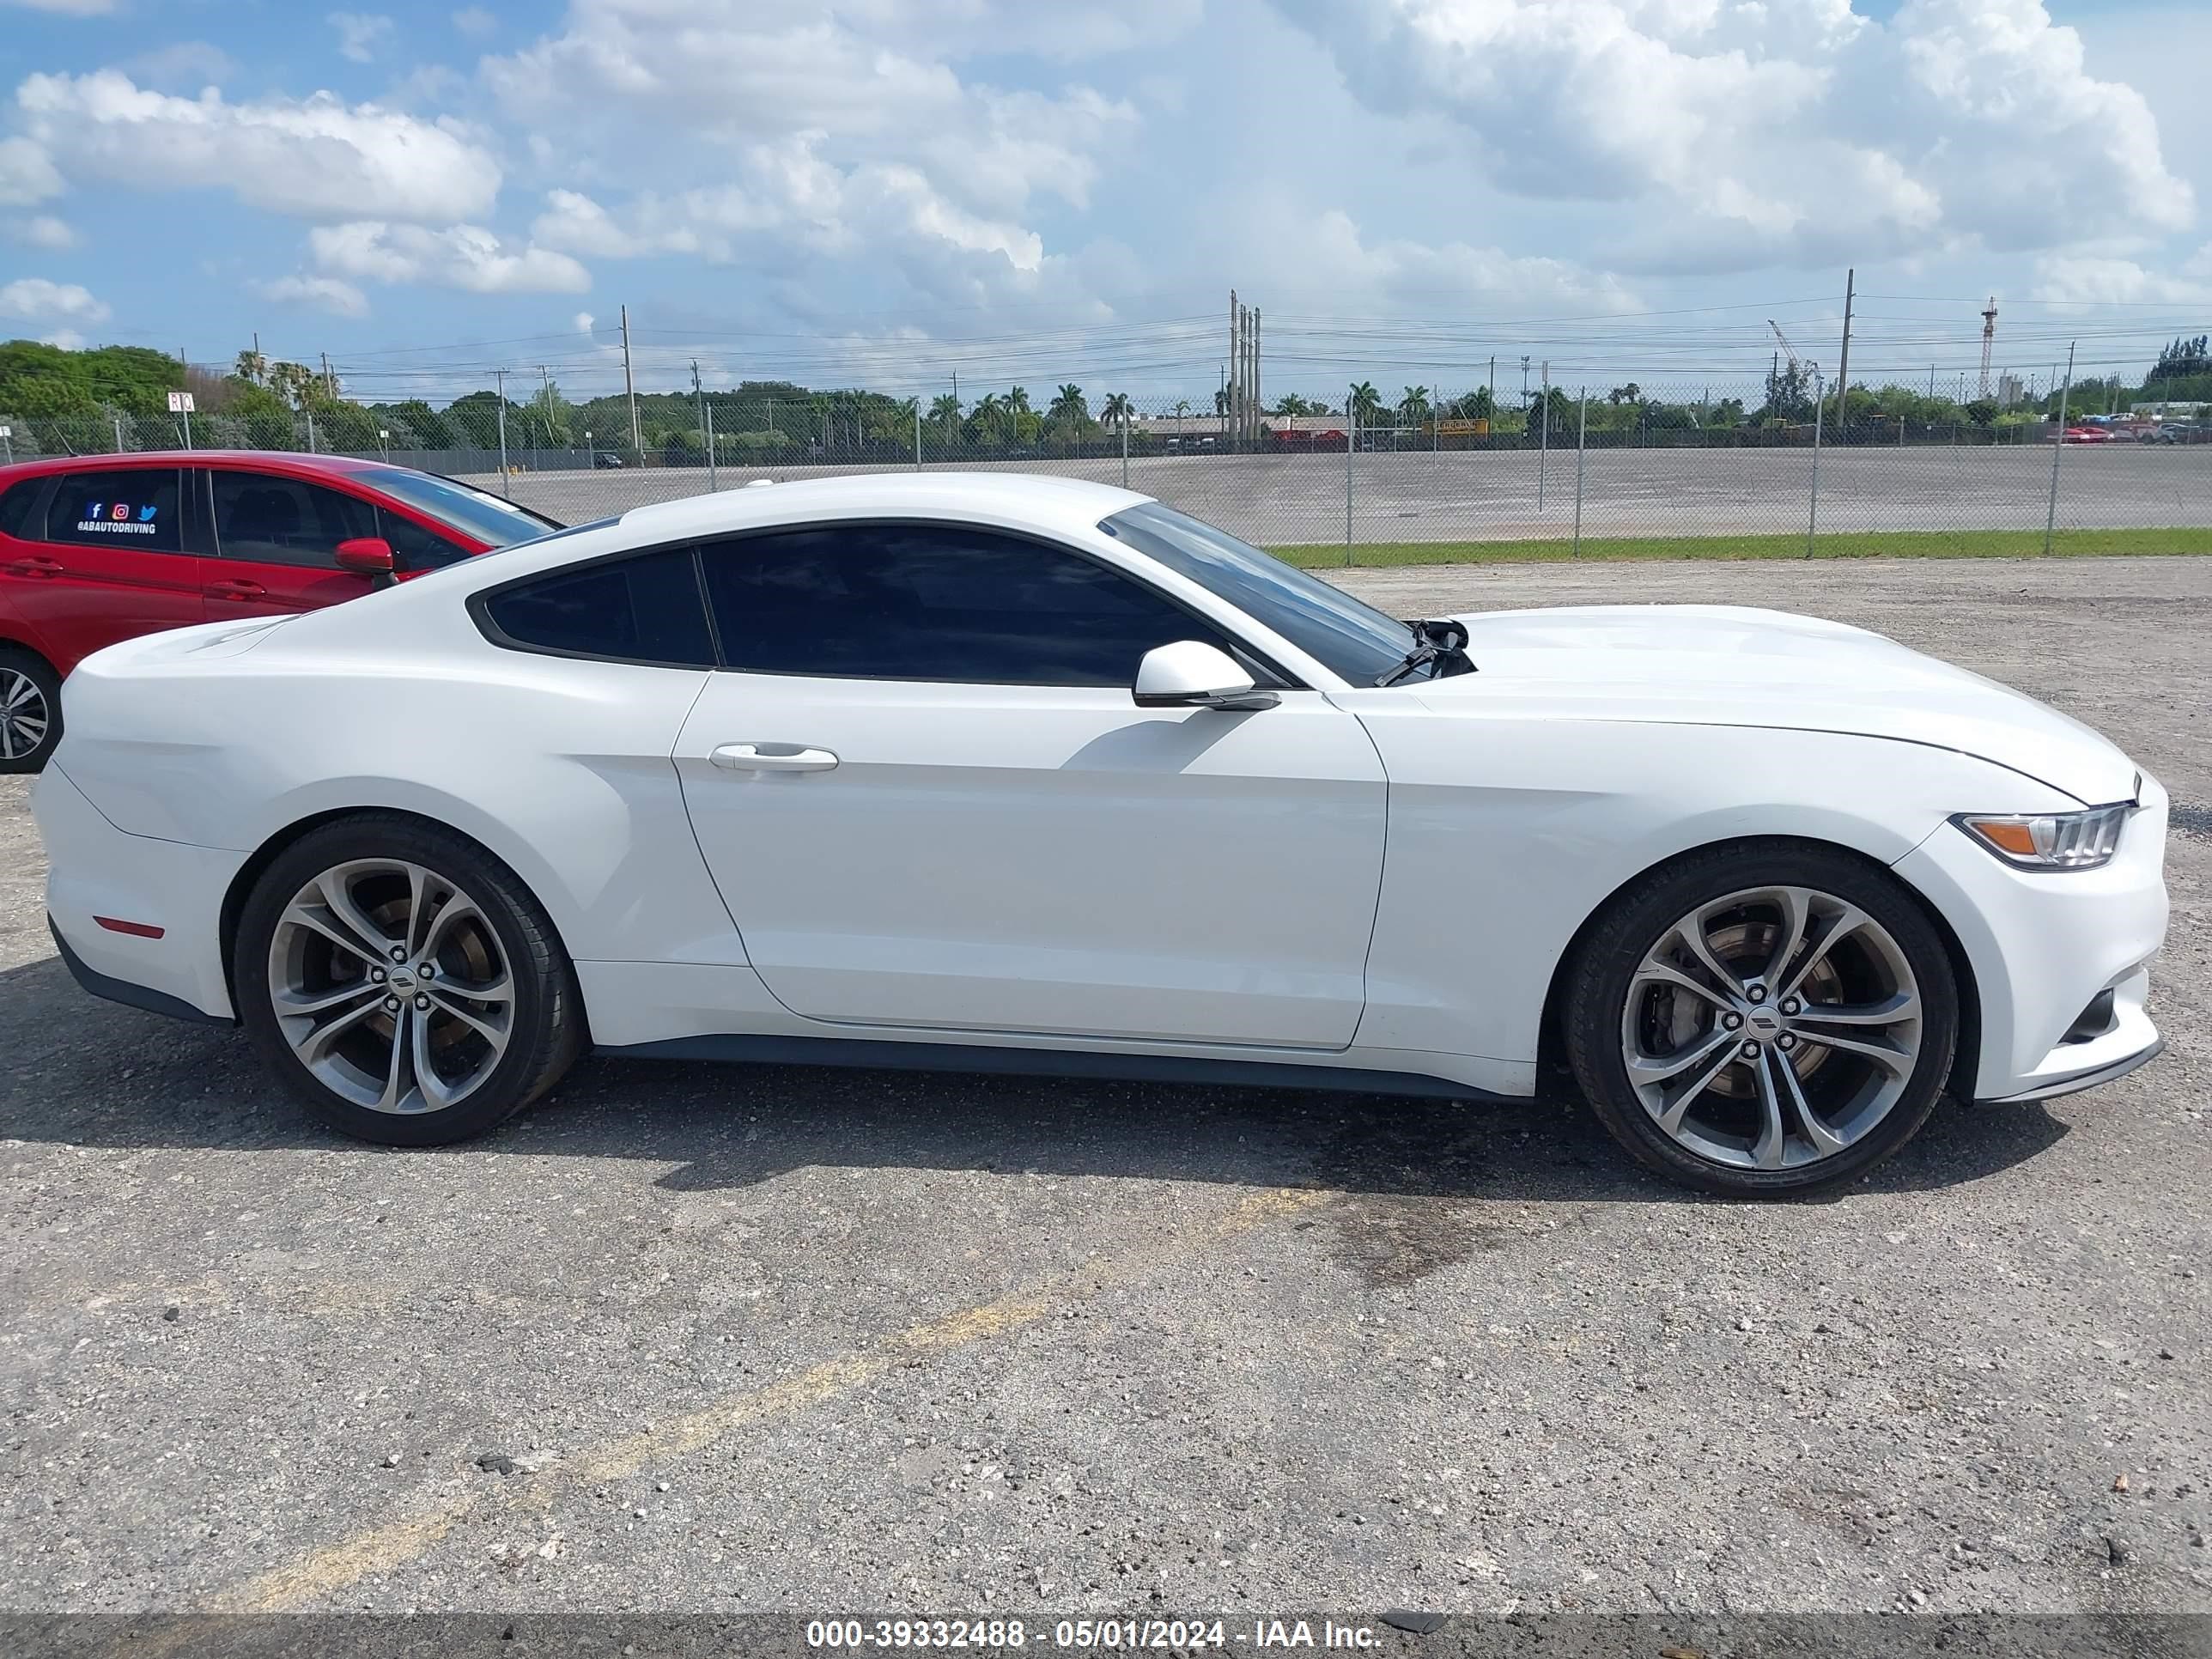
[1978,297,1998,400]
[1832,266,1855,437]
[620,303,641,459]
[691,358,707,471]
[1251,307,1261,446]
[321,350,335,399]
[1228,290,1239,451]
[1520,356,1531,409]
[493,368,510,497]
[1538,359,1549,510]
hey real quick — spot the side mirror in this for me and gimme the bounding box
[334,536,396,579]
[1133,641,1279,712]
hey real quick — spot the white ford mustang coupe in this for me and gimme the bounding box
[38,475,2167,1194]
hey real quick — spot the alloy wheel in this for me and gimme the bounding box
[267,859,514,1115]
[0,668,48,762]
[1619,884,1923,1171]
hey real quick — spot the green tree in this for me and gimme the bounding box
[1101,392,1133,429]
[2147,335,2209,386]
[1398,385,1431,423]
[1346,380,1384,426]
[1048,383,1091,428]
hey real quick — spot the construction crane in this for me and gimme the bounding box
[1768,319,1816,379]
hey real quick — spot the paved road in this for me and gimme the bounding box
[2,556,2207,1620]
[465,445,2212,547]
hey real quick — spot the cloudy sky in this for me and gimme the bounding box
[2,0,2207,406]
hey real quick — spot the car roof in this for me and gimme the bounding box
[610,471,1154,545]
[0,450,386,482]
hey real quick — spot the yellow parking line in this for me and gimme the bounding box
[216,1184,1332,1612]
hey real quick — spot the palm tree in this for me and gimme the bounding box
[1273,393,1313,417]
[973,392,1005,446]
[234,348,269,386]
[1346,380,1383,427]
[1007,386,1033,417]
[930,392,961,432]
[1399,385,1431,422]
[1049,383,1090,426]
[1101,392,1133,430]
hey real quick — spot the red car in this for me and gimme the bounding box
[0,452,559,771]
[2063,425,2114,444]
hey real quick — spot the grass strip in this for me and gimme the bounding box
[1268,527,2212,568]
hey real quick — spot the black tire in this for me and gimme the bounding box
[234,813,583,1146]
[1563,840,1958,1197]
[0,647,61,775]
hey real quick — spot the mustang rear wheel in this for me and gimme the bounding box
[1565,842,1958,1196]
[234,816,581,1145]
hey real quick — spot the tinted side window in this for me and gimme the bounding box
[210,472,377,568]
[0,479,42,539]
[698,524,1255,686]
[375,507,471,571]
[480,548,713,667]
[42,469,184,554]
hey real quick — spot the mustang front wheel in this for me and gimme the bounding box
[1565,842,1959,1196]
[234,816,581,1145]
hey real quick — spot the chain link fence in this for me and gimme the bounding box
[5,379,2208,563]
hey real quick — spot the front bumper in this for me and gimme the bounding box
[35,762,244,1024]
[1895,779,2169,1104]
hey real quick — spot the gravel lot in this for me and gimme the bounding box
[466,444,2212,547]
[2,555,2207,1623]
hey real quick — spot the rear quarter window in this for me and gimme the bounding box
[476,547,714,668]
[0,479,41,539]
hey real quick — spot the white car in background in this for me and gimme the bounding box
[37,476,2167,1196]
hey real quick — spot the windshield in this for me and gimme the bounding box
[370,470,562,547]
[1100,502,1414,684]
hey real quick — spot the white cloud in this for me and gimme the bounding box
[310,221,592,294]
[532,125,1050,274]
[1280,207,1642,317]
[329,11,395,64]
[0,276,109,324]
[16,71,502,223]
[452,5,497,37]
[122,41,237,89]
[8,213,76,248]
[0,135,62,206]
[255,273,371,317]
[38,328,86,349]
[1273,0,2195,269]
[2031,252,2212,307]
[573,311,593,333]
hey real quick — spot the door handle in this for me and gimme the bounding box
[3,556,62,579]
[710,743,840,774]
[204,579,269,600]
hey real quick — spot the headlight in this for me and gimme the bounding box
[1954,802,2131,870]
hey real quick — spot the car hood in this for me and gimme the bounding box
[1412,604,2137,805]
